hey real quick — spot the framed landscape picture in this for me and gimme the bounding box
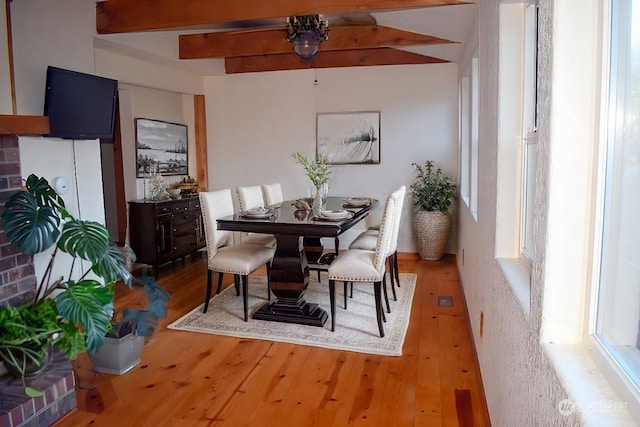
[135,118,188,177]
[316,111,380,165]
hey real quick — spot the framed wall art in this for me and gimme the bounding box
[135,118,188,177]
[316,111,380,165]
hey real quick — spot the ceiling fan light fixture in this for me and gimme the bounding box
[286,15,329,62]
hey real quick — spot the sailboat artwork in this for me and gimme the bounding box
[316,111,380,165]
[135,118,189,177]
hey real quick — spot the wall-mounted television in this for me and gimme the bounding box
[44,66,118,140]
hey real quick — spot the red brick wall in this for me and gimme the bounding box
[0,135,36,306]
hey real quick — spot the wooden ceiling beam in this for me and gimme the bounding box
[96,0,472,34]
[180,25,457,59]
[224,48,448,74]
[0,115,50,136]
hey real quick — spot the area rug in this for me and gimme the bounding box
[168,273,416,356]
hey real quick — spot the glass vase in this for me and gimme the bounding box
[313,183,329,215]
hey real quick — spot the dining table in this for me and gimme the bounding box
[216,196,378,327]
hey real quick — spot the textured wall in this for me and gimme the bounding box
[456,0,585,425]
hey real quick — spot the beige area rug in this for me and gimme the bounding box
[168,273,416,356]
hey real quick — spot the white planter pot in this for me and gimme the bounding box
[413,210,451,261]
[88,333,144,375]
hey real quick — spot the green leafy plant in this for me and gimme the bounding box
[292,152,332,189]
[409,160,457,212]
[108,272,169,339]
[0,175,167,396]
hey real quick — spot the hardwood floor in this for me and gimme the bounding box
[55,253,490,426]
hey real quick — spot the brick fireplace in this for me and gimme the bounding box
[0,134,77,426]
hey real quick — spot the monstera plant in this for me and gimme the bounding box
[0,175,148,395]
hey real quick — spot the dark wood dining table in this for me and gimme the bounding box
[216,196,378,327]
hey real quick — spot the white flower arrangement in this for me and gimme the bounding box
[292,152,332,189]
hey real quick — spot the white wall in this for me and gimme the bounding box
[116,84,196,203]
[456,0,634,425]
[10,0,96,115]
[9,0,107,287]
[18,137,105,284]
[455,0,579,424]
[204,64,459,252]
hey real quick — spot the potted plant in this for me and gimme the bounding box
[0,175,167,395]
[409,160,457,260]
[88,271,169,375]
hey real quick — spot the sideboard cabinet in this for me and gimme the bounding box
[128,196,205,271]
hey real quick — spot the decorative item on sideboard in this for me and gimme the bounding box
[177,175,198,195]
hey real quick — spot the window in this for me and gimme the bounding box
[470,55,479,218]
[459,76,470,205]
[590,0,640,413]
[495,2,538,311]
[459,51,478,219]
[519,4,538,262]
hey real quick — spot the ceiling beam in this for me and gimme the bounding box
[180,25,457,59]
[96,0,472,34]
[224,48,448,74]
[0,115,50,136]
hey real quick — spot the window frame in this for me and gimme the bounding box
[584,0,640,419]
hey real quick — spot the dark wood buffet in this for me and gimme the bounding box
[128,196,205,272]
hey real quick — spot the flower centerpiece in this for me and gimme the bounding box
[292,152,332,211]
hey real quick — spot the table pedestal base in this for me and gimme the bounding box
[253,297,328,327]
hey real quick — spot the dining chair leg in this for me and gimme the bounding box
[204,269,213,313]
[329,279,336,332]
[350,281,353,298]
[387,256,395,288]
[393,251,400,287]
[334,237,339,254]
[374,280,385,337]
[234,274,240,296]
[242,274,249,322]
[343,281,348,309]
[382,274,391,314]
[318,270,322,282]
[266,262,272,301]
[387,261,397,302]
[215,271,224,294]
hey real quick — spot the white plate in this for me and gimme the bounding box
[319,209,349,219]
[242,209,271,219]
[343,198,370,207]
[245,208,269,215]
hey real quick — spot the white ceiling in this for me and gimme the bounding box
[93,4,477,76]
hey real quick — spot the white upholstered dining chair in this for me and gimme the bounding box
[327,187,401,337]
[261,183,284,206]
[200,189,275,321]
[236,185,277,248]
[348,185,406,304]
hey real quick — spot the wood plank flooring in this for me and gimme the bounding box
[55,253,490,426]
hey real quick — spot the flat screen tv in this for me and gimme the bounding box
[44,66,118,140]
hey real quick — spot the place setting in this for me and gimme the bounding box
[239,207,273,219]
[313,209,353,222]
[342,197,373,208]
